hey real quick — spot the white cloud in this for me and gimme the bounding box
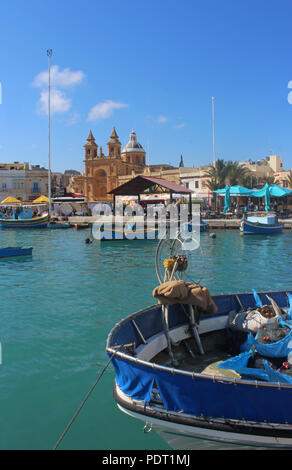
[33,65,85,116]
[174,122,187,129]
[33,65,85,88]
[157,115,168,123]
[38,88,71,115]
[88,100,128,121]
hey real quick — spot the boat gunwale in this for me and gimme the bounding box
[106,288,292,390]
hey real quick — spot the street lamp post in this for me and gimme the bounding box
[47,49,52,217]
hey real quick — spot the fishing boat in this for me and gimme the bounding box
[74,222,90,230]
[0,207,48,228]
[106,232,292,449]
[99,222,159,241]
[240,213,283,235]
[0,247,33,257]
[48,221,71,229]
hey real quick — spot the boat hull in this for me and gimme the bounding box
[0,215,48,228]
[0,247,33,257]
[240,219,283,234]
[115,388,292,450]
[100,228,159,241]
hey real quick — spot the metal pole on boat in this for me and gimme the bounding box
[47,49,52,218]
[212,96,215,167]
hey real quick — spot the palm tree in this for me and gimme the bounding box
[261,175,275,186]
[204,160,251,189]
[204,160,252,211]
[224,161,251,186]
[285,173,292,189]
[204,159,229,191]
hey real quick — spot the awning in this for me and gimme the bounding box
[109,175,193,196]
[1,196,21,204]
[250,184,292,198]
[32,195,49,204]
[214,185,254,196]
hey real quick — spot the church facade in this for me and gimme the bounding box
[73,128,146,202]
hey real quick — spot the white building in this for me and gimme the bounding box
[0,162,48,201]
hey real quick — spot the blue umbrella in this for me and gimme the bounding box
[214,185,253,196]
[223,185,230,214]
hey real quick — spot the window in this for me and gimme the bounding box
[32,182,39,193]
[195,181,199,189]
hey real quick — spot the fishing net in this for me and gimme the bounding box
[224,292,292,381]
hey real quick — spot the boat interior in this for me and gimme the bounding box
[109,295,292,384]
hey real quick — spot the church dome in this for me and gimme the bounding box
[122,130,145,153]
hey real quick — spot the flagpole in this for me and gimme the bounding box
[212,96,215,167]
[47,49,52,217]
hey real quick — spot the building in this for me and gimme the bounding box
[179,166,212,202]
[274,170,292,188]
[0,162,48,201]
[239,155,283,183]
[73,128,147,202]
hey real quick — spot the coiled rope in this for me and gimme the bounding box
[53,345,123,450]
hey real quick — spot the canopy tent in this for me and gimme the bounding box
[214,183,292,213]
[214,185,254,214]
[32,195,49,204]
[214,185,254,196]
[1,196,21,204]
[250,184,292,198]
[109,175,193,214]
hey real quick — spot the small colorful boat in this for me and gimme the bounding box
[0,247,33,257]
[0,207,48,228]
[240,213,283,235]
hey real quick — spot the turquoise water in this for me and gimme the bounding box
[1,228,292,450]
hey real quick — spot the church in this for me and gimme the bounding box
[72,127,182,202]
[74,128,146,202]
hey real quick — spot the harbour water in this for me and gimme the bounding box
[1,228,292,450]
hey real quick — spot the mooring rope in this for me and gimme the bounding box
[53,345,123,450]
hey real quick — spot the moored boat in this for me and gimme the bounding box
[0,207,48,228]
[99,223,159,241]
[106,232,292,449]
[240,213,283,235]
[0,247,33,257]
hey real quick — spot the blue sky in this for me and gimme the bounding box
[1,0,292,172]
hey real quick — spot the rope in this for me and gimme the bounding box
[53,345,123,450]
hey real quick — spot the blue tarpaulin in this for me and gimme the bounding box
[214,185,254,196]
[251,184,292,198]
[111,354,292,423]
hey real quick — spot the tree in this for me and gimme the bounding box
[204,159,251,190]
[286,173,292,189]
[204,159,252,210]
[261,175,275,185]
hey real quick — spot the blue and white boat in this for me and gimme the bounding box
[106,233,292,449]
[0,247,33,257]
[240,213,283,235]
